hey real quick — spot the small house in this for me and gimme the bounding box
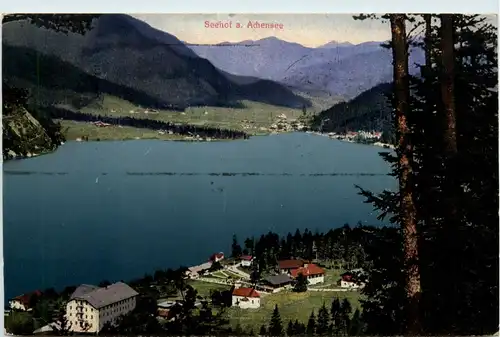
[278,259,306,274]
[338,271,365,289]
[232,287,260,309]
[240,255,254,267]
[290,263,326,285]
[209,252,225,263]
[261,274,294,293]
[9,290,42,311]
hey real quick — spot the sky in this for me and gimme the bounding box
[131,14,394,47]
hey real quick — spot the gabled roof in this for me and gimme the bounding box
[232,287,260,298]
[209,252,224,261]
[70,282,139,309]
[291,264,325,278]
[70,284,99,299]
[240,255,253,261]
[263,274,294,285]
[278,259,304,270]
[11,290,42,307]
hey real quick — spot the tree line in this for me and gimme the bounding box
[45,106,250,140]
[231,224,373,274]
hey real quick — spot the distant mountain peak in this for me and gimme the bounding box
[319,40,355,48]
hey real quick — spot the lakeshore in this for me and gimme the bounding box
[6,223,371,335]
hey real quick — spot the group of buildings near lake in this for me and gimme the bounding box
[8,252,365,335]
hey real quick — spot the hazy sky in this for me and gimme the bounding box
[132,14,394,47]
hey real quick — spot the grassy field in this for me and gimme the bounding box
[60,120,186,141]
[188,280,231,297]
[81,95,309,133]
[227,290,362,331]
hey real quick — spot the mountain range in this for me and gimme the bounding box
[189,38,425,100]
[2,14,310,110]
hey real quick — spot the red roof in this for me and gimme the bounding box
[209,252,224,261]
[240,255,253,261]
[11,290,42,307]
[232,287,260,298]
[291,264,325,278]
[278,259,305,270]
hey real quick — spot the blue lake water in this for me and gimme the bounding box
[3,132,396,300]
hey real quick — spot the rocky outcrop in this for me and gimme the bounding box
[2,105,59,160]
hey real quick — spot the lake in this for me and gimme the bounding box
[3,132,395,300]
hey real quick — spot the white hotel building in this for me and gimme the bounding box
[66,282,139,333]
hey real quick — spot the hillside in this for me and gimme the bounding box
[311,83,392,135]
[2,14,310,109]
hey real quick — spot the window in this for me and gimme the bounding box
[70,313,72,317]
[91,315,93,319]
[70,306,72,310]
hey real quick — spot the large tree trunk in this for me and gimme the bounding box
[390,14,422,335]
[439,13,460,330]
[440,14,458,155]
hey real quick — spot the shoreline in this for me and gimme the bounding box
[4,130,393,162]
[306,131,395,149]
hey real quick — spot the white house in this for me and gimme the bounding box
[290,263,325,285]
[240,255,254,267]
[65,282,139,333]
[338,272,365,289]
[210,252,225,263]
[231,287,261,309]
[9,290,42,311]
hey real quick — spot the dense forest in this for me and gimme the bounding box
[311,83,395,143]
[232,224,377,274]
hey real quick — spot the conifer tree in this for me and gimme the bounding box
[287,320,295,336]
[259,324,268,336]
[316,303,330,335]
[294,319,305,335]
[294,273,308,292]
[349,309,363,336]
[269,305,283,336]
[306,311,316,336]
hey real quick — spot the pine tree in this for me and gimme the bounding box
[294,273,308,292]
[349,309,363,336]
[338,298,352,335]
[259,324,268,336]
[232,234,243,258]
[293,319,305,335]
[330,298,341,333]
[269,305,283,336]
[306,311,316,336]
[316,303,330,335]
[287,320,295,336]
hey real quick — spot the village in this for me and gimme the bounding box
[6,251,365,335]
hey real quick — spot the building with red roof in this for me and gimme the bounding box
[232,287,260,309]
[240,255,254,267]
[290,263,326,285]
[338,271,365,289]
[278,259,306,274]
[9,290,42,311]
[209,252,225,263]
